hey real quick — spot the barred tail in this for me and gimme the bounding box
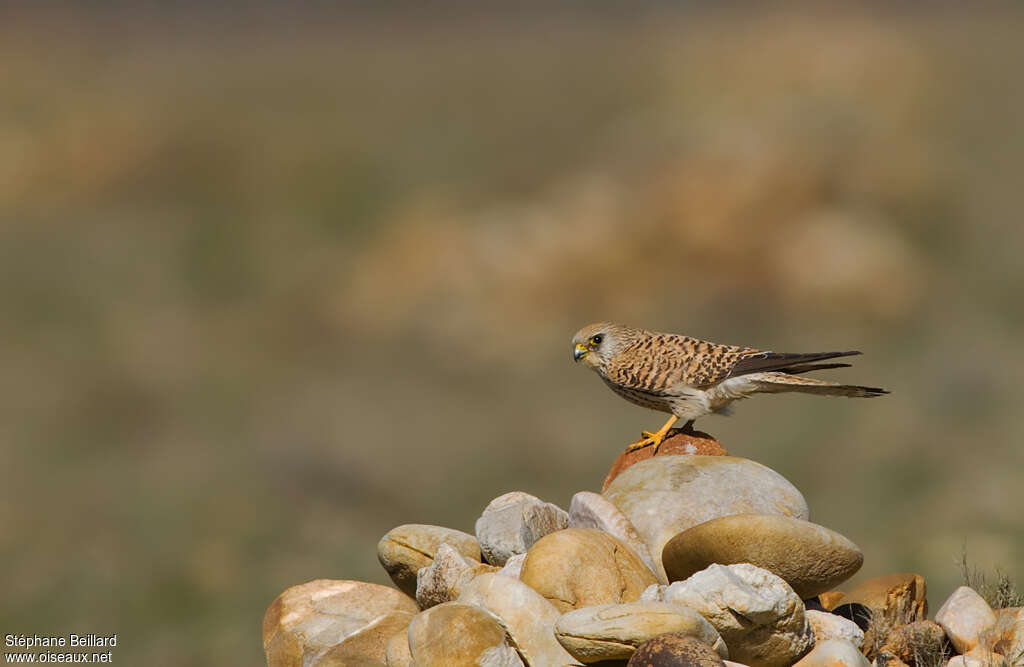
[748,372,888,397]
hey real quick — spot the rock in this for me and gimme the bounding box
[555,602,727,664]
[407,601,509,666]
[263,579,418,667]
[569,491,663,582]
[662,514,862,598]
[819,592,848,610]
[963,646,1008,667]
[654,563,815,667]
[602,456,808,581]
[935,586,998,654]
[873,649,910,667]
[879,620,949,666]
[792,639,870,667]
[475,491,569,566]
[520,528,659,613]
[385,630,414,667]
[806,610,865,649]
[627,633,728,667]
[832,574,928,656]
[478,645,527,667]
[377,524,481,597]
[457,572,577,666]
[992,607,1024,666]
[416,543,499,609]
[497,553,526,580]
[603,428,727,491]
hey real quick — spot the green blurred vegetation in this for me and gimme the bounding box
[2,4,1023,665]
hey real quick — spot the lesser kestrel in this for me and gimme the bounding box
[572,323,888,451]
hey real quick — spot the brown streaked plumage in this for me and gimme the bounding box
[571,323,888,451]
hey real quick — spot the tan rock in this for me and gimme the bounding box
[627,633,728,667]
[820,592,847,610]
[416,542,499,609]
[407,601,508,666]
[792,639,870,667]
[475,491,569,566]
[457,572,577,666]
[377,524,481,597]
[569,491,663,583]
[662,514,862,598]
[385,631,413,667]
[603,456,808,581]
[520,528,659,613]
[834,573,928,656]
[555,602,727,664]
[936,586,997,654]
[992,607,1024,666]
[263,579,417,667]
[879,620,948,666]
[964,646,1008,667]
[655,563,814,667]
[806,610,865,649]
[603,428,727,491]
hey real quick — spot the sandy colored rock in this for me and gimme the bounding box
[806,610,865,649]
[627,632,728,667]
[407,601,508,666]
[654,563,814,667]
[603,428,727,491]
[385,630,414,667]
[475,491,569,566]
[992,607,1024,666]
[662,514,863,598]
[569,490,663,582]
[879,620,949,666]
[416,542,499,609]
[936,586,998,654]
[555,602,727,664]
[603,456,808,581]
[792,639,870,667]
[263,579,418,667]
[833,573,928,656]
[377,524,481,597]
[457,572,577,666]
[520,528,659,613]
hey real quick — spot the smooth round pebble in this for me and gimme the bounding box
[407,602,508,666]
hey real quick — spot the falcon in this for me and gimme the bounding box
[572,322,888,451]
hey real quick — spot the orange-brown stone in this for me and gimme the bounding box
[603,428,726,492]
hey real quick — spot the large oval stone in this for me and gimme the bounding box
[662,514,862,598]
[377,524,481,597]
[520,528,659,613]
[603,456,808,581]
[554,602,727,664]
[263,579,417,667]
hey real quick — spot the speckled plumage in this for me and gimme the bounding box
[571,323,887,446]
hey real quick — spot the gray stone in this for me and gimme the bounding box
[654,564,814,667]
[475,491,569,566]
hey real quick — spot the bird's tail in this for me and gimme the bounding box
[747,372,888,398]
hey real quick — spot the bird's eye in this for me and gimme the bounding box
[590,335,603,346]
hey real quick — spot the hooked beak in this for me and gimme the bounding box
[573,343,588,362]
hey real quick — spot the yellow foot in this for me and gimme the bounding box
[624,415,679,452]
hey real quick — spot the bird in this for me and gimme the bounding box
[571,322,888,452]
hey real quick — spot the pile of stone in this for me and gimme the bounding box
[262,431,1024,667]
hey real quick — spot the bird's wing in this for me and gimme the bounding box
[605,333,758,392]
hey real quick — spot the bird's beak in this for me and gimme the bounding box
[573,343,588,362]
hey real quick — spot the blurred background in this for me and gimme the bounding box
[2,2,1023,664]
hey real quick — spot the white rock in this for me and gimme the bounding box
[498,553,527,580]
[935,586,998,653]
[792,639,870,667]
[416,542,497,609]
[806,609,865,649]
[660,563,814,667]
[475,491,568,566]
[568,491,664,583]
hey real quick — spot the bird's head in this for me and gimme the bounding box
[571,322,635,372]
